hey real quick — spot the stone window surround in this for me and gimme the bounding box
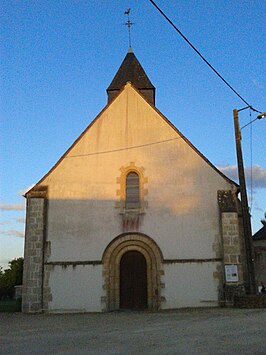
[116,162,148,214]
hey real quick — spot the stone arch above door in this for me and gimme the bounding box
[102,233,164,311]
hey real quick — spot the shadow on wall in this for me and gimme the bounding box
[24,193,223,264]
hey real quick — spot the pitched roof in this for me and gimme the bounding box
[253,223,266,241]
[25,83,238,197]
[107,48,155,91]
[107,49,155,103]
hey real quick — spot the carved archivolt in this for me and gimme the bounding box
[102,233,164,311]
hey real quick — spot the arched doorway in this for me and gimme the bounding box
[120,251,147,310]
[102,233,164,311]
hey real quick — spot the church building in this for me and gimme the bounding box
[22,49,248,312]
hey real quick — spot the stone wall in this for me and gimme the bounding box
[218,190,246,304]
[234,294,266,308]
[221,212,244,281]
[22,197,46,313]
[254,240,266,286]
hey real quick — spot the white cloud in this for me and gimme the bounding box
[0,203,25,211]
[0,218,25,225]
[1,229,24,238]
[251,79,264,89]
[0,220,10,225]
[218,165,238,182]
[0,259,11,264]
[15,218,26,223]
[218,164,266,189]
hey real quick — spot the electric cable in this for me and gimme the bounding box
[148,0,261,113]
[67,136,182,158]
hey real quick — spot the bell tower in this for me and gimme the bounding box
[106,48,155,105]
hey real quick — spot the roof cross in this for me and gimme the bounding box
[124,8,134,48]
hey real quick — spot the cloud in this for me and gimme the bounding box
[0,259,11,264]
[218,164,266,189]
[218,165,239,182]
[251,79,264,89]
[1,229,24,238]
[0,221,10,225]
[0,203,25,211]
[0,218,25,226]
[15,218,26,223]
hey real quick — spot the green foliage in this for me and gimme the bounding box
[0,258,24,300]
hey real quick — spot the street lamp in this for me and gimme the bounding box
[257,112,266,120]
[233,108,265,294]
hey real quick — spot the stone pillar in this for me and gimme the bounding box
[22,193,46,313]
[218,190,246,304]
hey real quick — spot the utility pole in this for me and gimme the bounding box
[233,108,256,294]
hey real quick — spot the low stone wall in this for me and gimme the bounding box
[234,294,266,308]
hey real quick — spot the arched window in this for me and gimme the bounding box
[125,172,140,209]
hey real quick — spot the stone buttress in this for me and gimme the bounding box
[218,190,246,304]
[22,188,47,313]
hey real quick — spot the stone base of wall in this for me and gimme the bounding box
[220,284,246,306]
[234,294,266,308]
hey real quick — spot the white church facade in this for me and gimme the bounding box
[22,49,248,312]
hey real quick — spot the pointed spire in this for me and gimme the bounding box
[107,50,155,104]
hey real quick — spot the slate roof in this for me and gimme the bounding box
[107,48,155,92]
[253,223,266,241]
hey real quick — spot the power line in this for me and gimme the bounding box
[148,0,260,112]
[67,136,182,158]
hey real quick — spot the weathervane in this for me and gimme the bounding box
[124,8,134,48]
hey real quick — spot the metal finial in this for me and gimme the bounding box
[124,8,134,48]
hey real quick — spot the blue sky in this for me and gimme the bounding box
[1,0,265,269]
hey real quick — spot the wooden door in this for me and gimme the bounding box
[120,251,147,310]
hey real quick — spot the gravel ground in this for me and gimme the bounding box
[1,308,265,354]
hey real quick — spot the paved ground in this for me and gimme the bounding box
[0,308,265,354]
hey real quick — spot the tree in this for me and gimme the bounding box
[0,258,24,300]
